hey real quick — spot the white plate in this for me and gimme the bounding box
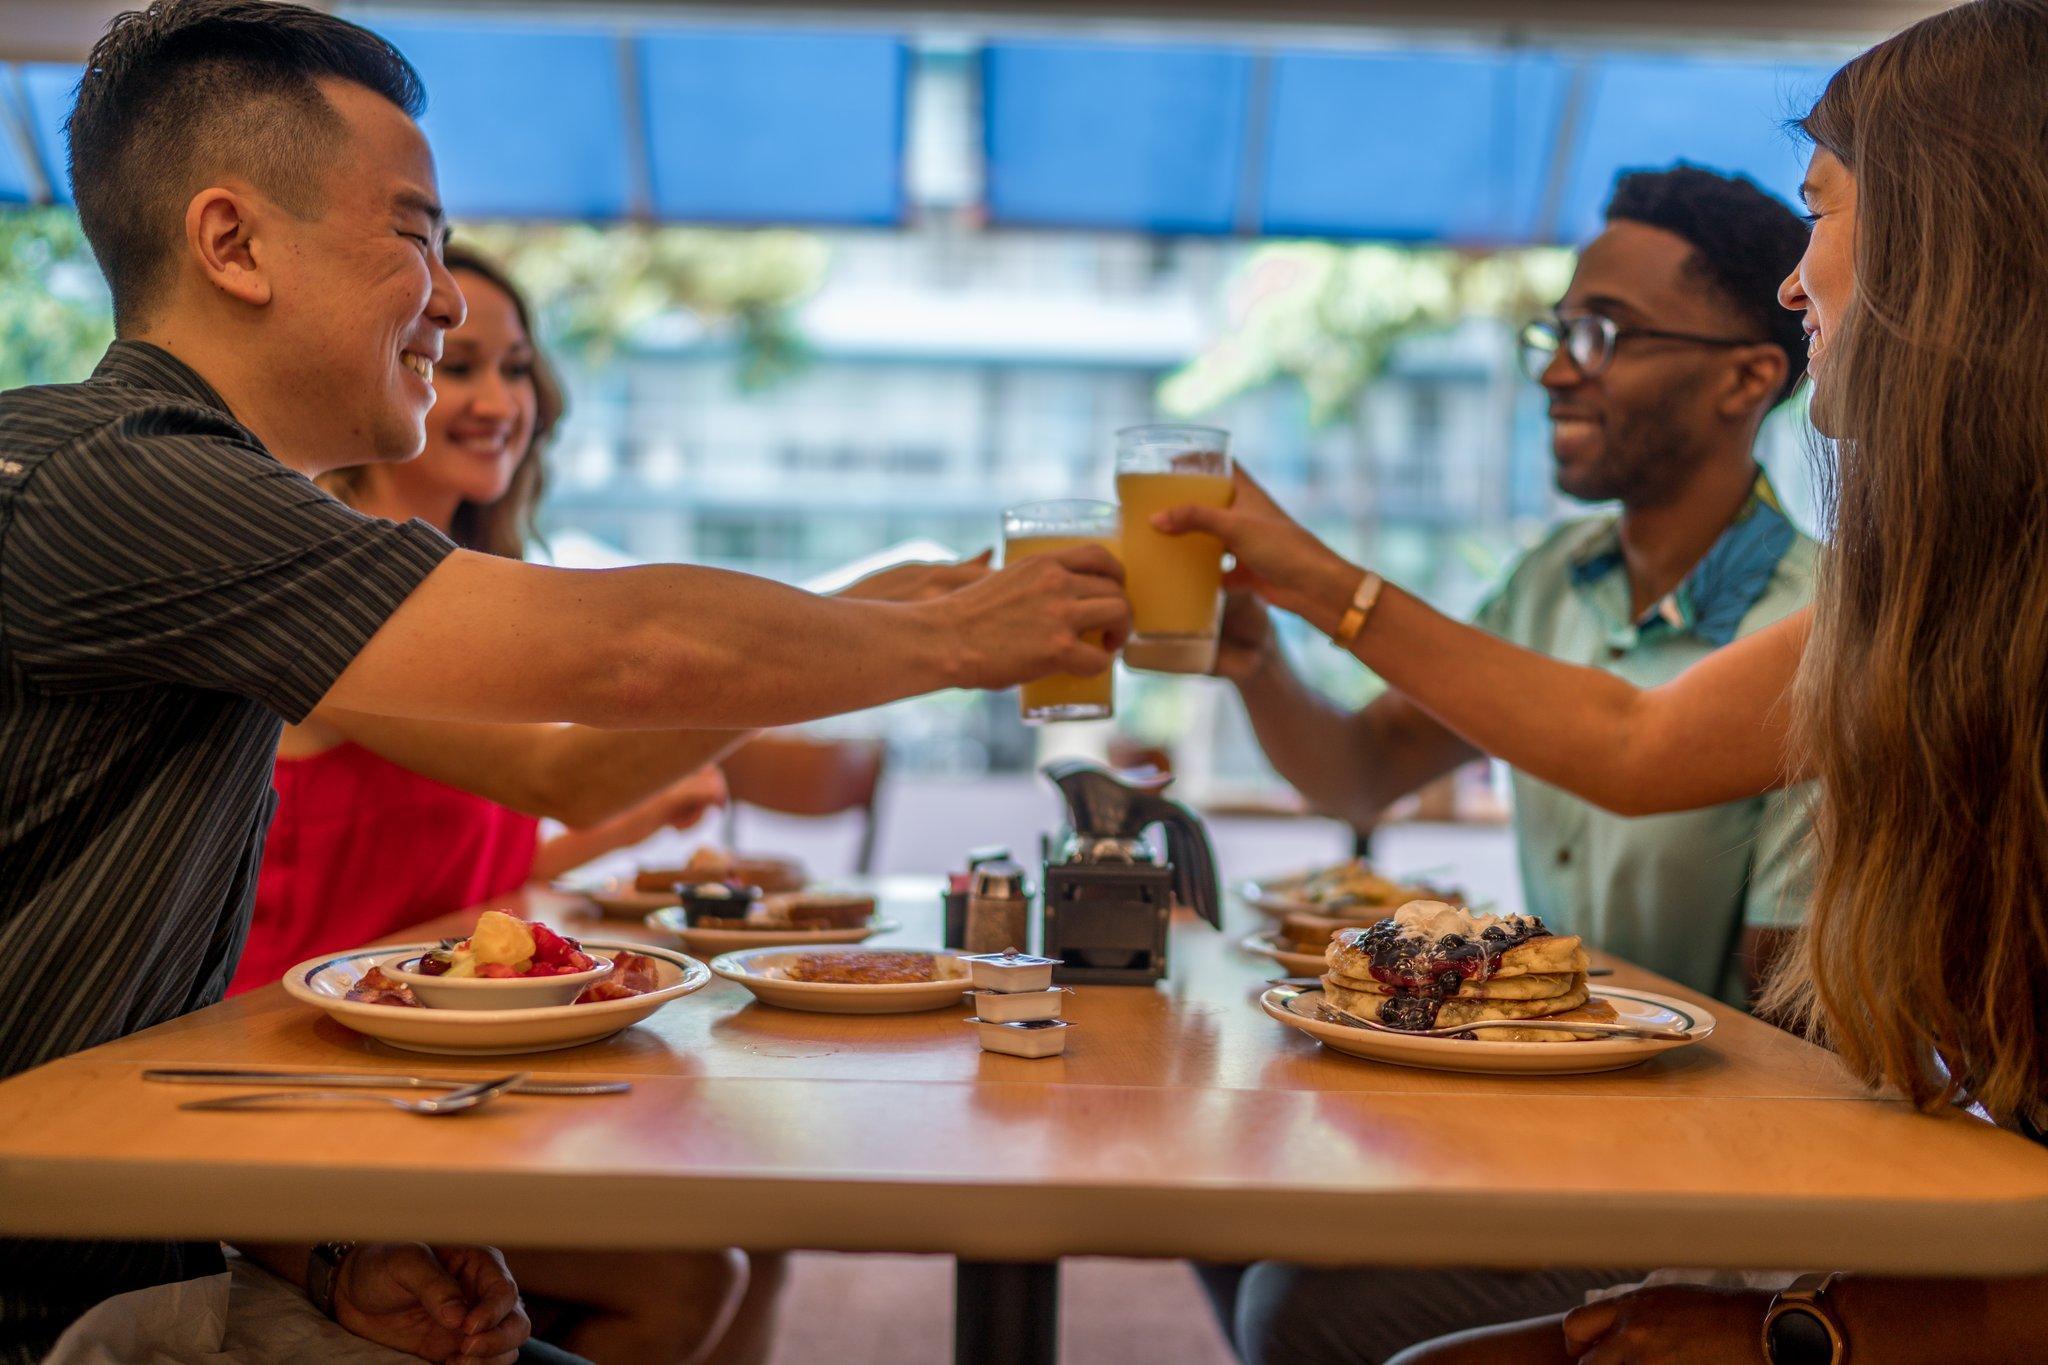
[1261,984,1714,1075]
[1236,929,1327,978]
[644,906,897,955]
[1236,868,1461,920]
[709,946,971,1014]
[552,878,678,919]
[1237,875,1313,919]
[284,940,711,1055]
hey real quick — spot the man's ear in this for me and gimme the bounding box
[183,187,272,307]
[1719,343,1787,420]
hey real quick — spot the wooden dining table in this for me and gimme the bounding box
[4,876,2048,1364]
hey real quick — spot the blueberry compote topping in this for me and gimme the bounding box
[1349,914,1551,1030]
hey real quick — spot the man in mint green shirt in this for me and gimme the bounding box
[1222,164,1816,1012]
[1209,164,1819,1365]
[1467,469,1814,1001]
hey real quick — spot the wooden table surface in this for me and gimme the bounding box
[4,877,2046,1275]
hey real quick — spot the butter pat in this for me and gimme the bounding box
[469,910,536,971]
[962,950,1058,993]
[968,1017,1073,1058]
[970,986,1066,1023]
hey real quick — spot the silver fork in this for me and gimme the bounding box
[179,1072,528,1115]
[1311,1000,1691,1043]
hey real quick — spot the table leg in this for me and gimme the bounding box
[954,1258,1057,1365]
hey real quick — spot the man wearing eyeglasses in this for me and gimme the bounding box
[1207,163,1817,1363]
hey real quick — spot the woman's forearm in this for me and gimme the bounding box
[1341,584,1802,814]
[529,727,747,829]
[530,802,682,881]
[1154,471,1806,818]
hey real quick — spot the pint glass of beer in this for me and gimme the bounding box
[1001,499,1120,723]
[1115,424,1233,673]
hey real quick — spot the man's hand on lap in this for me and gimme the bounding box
[333,1242,530,1364]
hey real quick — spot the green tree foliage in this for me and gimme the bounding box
[1160,241,1573,423]
[453,223,826,387]
[0,208,113,389]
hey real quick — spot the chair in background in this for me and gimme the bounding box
[719,733,889,875]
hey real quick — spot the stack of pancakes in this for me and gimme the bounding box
[1276,911,1378,957]
[1323,917,1619,1041]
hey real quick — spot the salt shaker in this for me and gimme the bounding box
[964,860,1032,956]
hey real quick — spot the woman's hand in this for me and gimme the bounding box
[837,550,993,603]
[1150,468,1364,638]
[332,1242,531,1364]
[652,764,729,832]
[1213,589,1279,682]
[1562,1285,1772,1364]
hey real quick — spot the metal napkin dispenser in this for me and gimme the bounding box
[1039,759,1222,985]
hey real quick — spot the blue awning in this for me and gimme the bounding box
[356,17,906,225]
[15,64,74,204]
[1258,50,1570,243]
[984,40,1837,242]
[0,111,27,204]
[1,19,1843,244]
[1554,54,1836,241]
[982,41,1254,234]
[640,29,905,225]
[368,19,634,220]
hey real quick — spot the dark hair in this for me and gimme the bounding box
[66,0,424,331]
[1604,163,1812,408]
[322,245,564,561]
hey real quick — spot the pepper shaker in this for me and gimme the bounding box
[964,860,1032,956]
[944,846,1013,949]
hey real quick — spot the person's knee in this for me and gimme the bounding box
[610,1250,747,1342]
[1234,1263,1386,1365]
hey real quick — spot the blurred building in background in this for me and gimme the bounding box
[0,8,1841,792]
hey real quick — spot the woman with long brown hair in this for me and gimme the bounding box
[1161,2,2048,1357]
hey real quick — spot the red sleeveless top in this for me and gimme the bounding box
[230,742,540,995]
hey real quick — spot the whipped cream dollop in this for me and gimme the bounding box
[1389,899,1535,941]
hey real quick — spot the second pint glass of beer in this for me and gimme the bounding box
[1115,423,1233,673]
[1002,499,1120,723]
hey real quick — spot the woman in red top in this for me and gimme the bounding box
[231,246,732,998]
[236,247,980,1364]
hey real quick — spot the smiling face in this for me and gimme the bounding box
[1540,221,1759,508]
[1779,149,1858,434]
[387,268,540,510]
[257,77,465,468]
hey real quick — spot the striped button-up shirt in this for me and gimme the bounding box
[0,341,453,1356]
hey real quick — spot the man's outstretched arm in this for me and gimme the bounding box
[320,545,1128,730]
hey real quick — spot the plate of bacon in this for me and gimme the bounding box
[283,935,711,1055]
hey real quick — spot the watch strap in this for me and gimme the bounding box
[1763,1271,1847,1365]
[307,1241,357,1320]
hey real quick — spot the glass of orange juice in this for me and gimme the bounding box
[1002,499,1120,723]
[1115,423,1233,673]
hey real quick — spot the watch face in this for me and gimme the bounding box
[1768,1306,1835,1364]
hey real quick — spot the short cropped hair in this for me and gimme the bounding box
[1605,164,1812,408]
[66,0,424,331]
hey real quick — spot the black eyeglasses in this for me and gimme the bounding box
[1517,312,1763,382]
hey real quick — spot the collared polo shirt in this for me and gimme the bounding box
[0,341,454,1357]
[1473,472,1817,1005]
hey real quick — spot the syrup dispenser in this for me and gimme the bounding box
[1039,759,1221,984]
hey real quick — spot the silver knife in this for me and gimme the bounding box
[142,1068,630,1096]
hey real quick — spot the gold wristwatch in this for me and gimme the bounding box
[1762,1271,1847,1364]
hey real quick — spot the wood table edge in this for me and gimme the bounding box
[7,1158,2048,1277]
